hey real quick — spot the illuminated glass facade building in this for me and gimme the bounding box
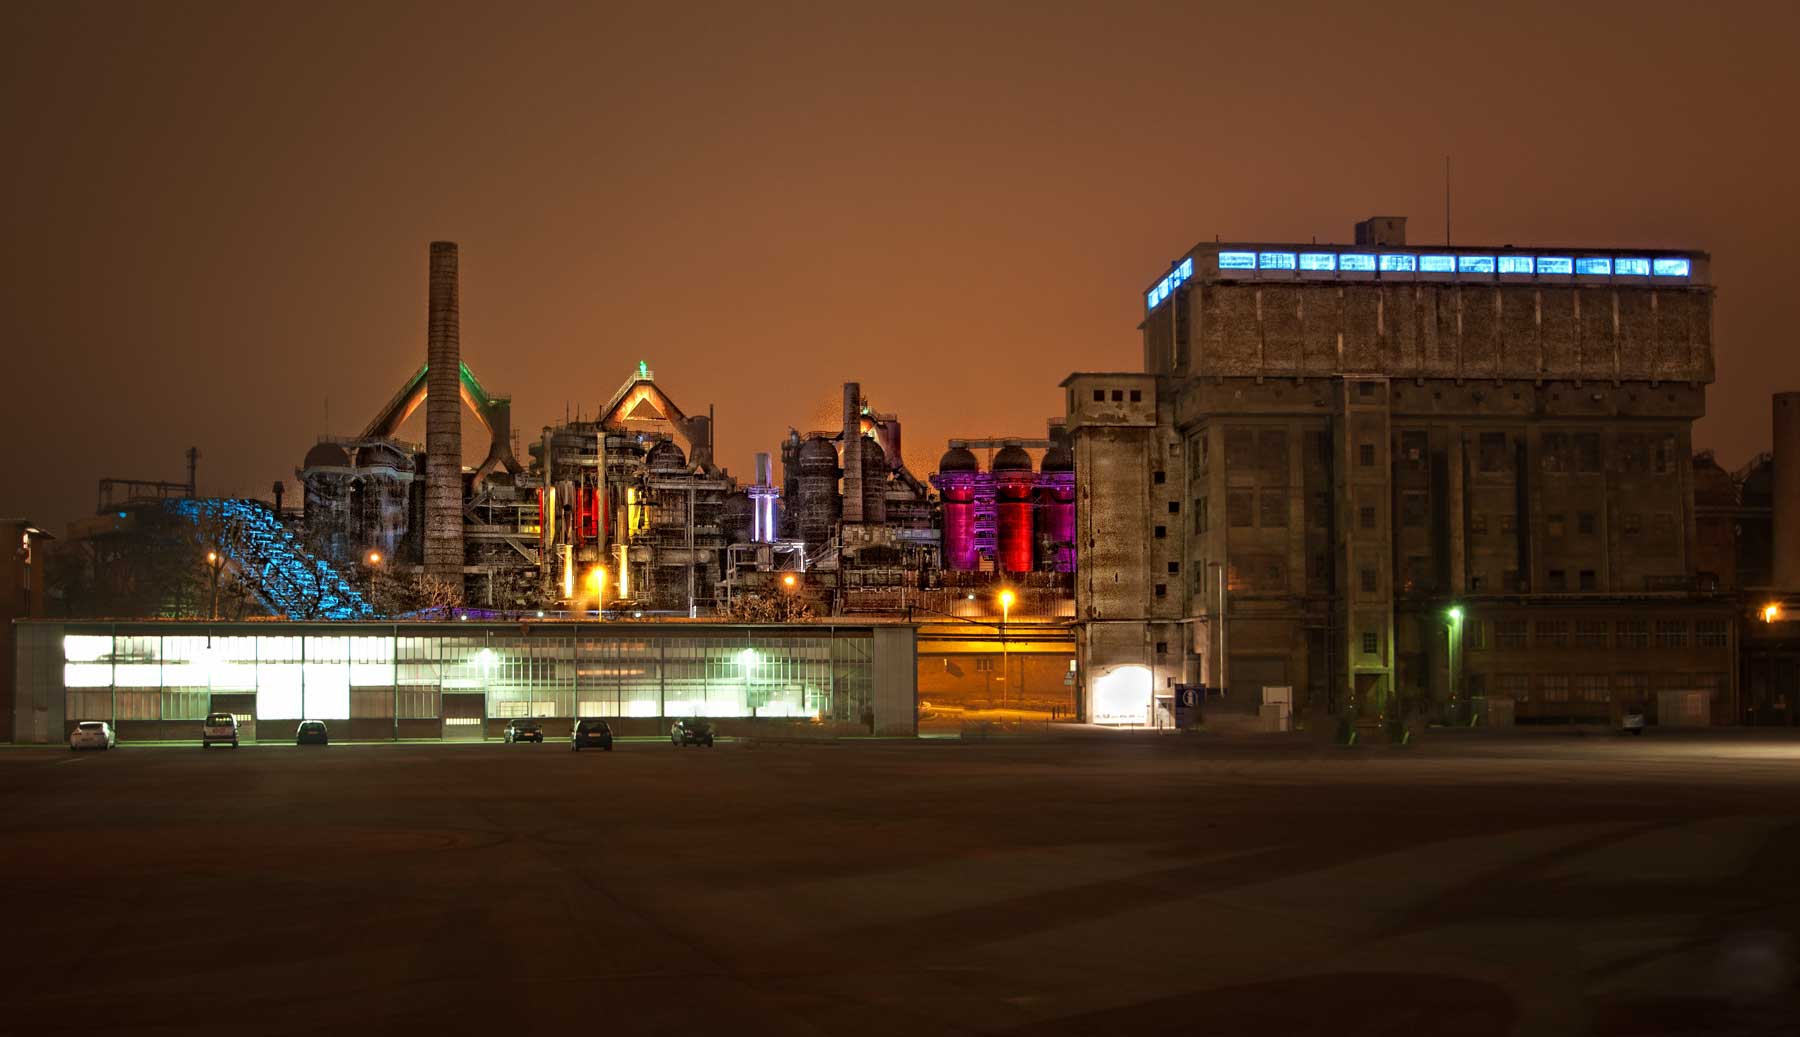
[1066,217,1734,727]
[11,620,918,742]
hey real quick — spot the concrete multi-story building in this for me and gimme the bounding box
[1066,217,1734,728]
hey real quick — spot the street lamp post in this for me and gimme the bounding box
[1446,605,1464,725]
[999,589,1015,712]
[205,550,223,621]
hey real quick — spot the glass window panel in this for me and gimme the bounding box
[1379,254,1416,272]
[1456,255,1496,273]
[64,635,112,663]
[1218,251,1256,269]
[64,663,113,688]
[1257,252,1296,270]
[1536,256,1574,274]
[1497,256,1533,274]
[1419,255,1455,272]
[1575,257,1611,275]
[1338,253,1376,271]
[1652,257,1690,277]
[1298,252,1335,271]
[1614,257,1650,276]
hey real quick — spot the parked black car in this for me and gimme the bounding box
[503,718,544,744]
[671,718,715,748]
[295,720,329,746]
[571,718,614,751]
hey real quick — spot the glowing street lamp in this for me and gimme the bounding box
[366,550,383,566]
[205,550,224,620]
[1445,605,1464,719]
[998,589,1016,711]
[782,573,797,589]
[588,566,608,616]
[1763,603,1781,624]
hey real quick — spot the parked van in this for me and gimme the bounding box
[202,712,240,748]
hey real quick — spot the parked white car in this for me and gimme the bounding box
[202,712,240,748]
[69,721,116,751]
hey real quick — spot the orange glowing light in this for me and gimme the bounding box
[1763,603,1781,623]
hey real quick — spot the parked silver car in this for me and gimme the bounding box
[69,721,115,751]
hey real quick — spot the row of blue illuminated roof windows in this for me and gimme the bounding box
[1218,251,1690,277]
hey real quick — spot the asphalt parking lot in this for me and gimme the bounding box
[3,731,1799,1035]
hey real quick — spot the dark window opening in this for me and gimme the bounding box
[1129,389,1143,403]
[1154,525,1167,539]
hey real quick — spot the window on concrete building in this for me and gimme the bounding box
[1402,492,1428,528]
[1195,497,1209,533]
[1574,621,1607,649]
[1652,513,1675,541]
[1153,470,1166,484]
[1578,512,1596,536]
[1168,561,1180,574]
[1154,583,1167,598]
[1542,432,1569,473]
[1495,620,1527,649]
[1362,632,1379,655]
[1470,513,1488,536]
[1225,427,1255,470]
[1616,619,1649,649]
[1130,389,1143,403]
[1654,435,1675,473]
[1359,505,1376,530]
[1548,569,1567,592]
[1696,620,1727,647]
[1541,674,1570,701]
[1655,620,1687,649]
[1308,553,1331,593]
[974,656,995,672]
[1155,641,1168,655]
[1257,557,1286,591]
[1547,513,1566,539]
[1480,432,1509,473]
[1154,525,1166,539]
[1466,620,1488,650]
[1227,491,1253,528]
[1112,390,1124,402]
[1359,443,1376,467]
[1575,433,1602,472]
[1359,381,1377,397]
[1093,389,1104,402]
[1495,673,1530,701]
[1579,570,1597,591]
[1503,569,1522,592]
[1470,573,1486,592]
[1360,568,1377,593]
[1622,514,1642,537]
[1400,431,1428,471]
[1260,491,1287,527]
[1500,514,1517,534]
[1168,500,1180,514]
[1536,620,1569,648]
[1258,430,1288,476]
[1616,673,1648,703]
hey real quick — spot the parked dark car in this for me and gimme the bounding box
[671,718,715,748]
[571,718,613,751]
[295,720,329,746]
[503,718,544,744]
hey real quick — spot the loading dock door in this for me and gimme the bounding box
[442,692,485,740]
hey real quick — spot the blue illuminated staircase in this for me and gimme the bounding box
[166,499,376,620]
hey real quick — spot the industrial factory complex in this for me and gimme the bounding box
[11,220,1800,742]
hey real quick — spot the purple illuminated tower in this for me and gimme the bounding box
[1035,442,1076,572]
[931,446,980,571]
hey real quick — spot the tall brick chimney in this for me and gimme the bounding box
[424,241,464,597]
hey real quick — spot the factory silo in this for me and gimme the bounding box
[779,432,802,540]
[859,437,888,525]
[796,436,842,553]
[993,445,1036,574]
[422,241,463,595]
[933,447,980,571]
[1035,442,1076,572]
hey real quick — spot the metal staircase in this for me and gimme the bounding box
[166,499,376,620]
